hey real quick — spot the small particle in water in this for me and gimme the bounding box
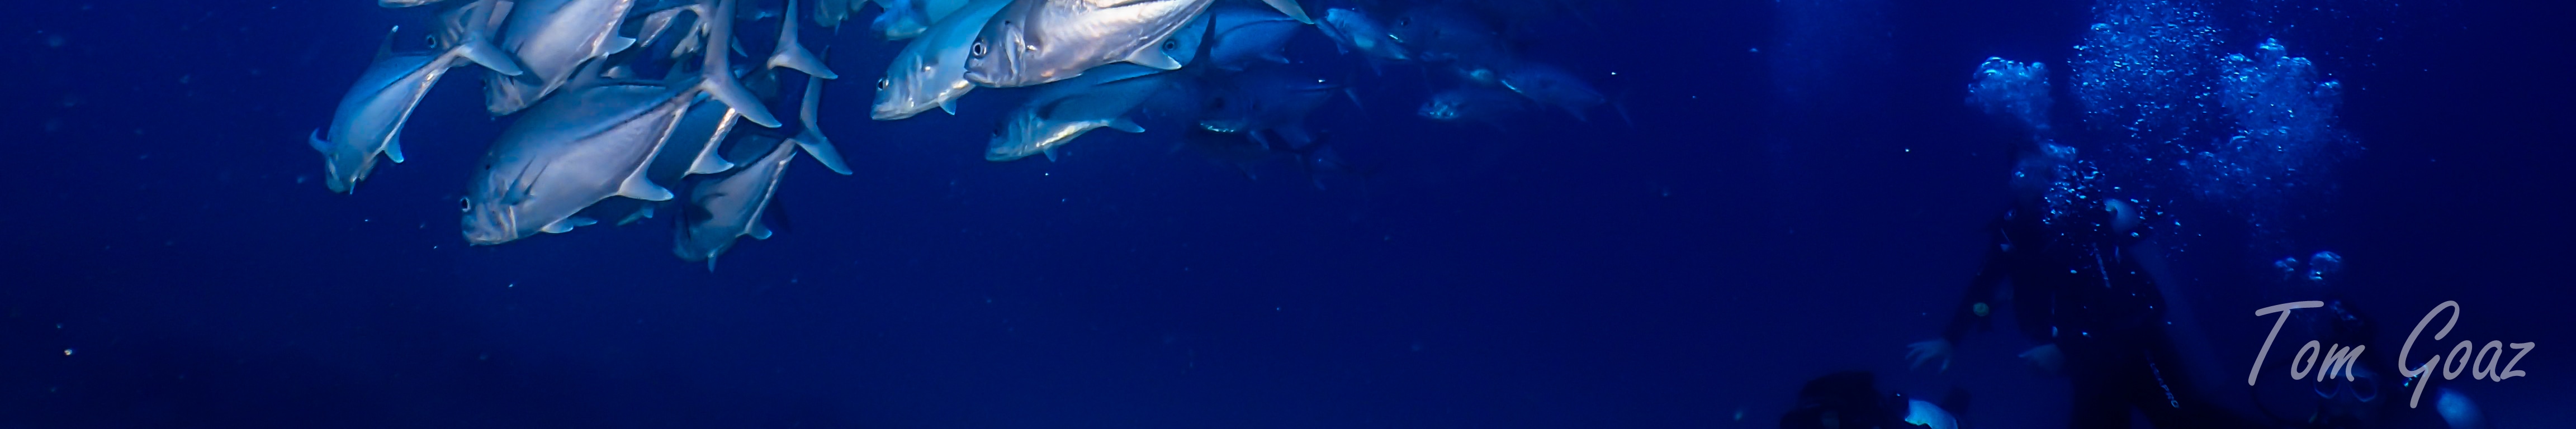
[179,74,192,84]
[63,349,74,356]
[1748,47,1759,53]
[506,283,515,288]
[45,34,65,48]
[294,175,309,184]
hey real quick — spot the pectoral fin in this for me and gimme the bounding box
[385,136,406,163]
[1106,116,1145,133]
[1125,47,1182,70]
[308,128,333,152]
[1259,0,1313,23]
[618,173,675,201]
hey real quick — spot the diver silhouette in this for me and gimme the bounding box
[1902,142,2258,428]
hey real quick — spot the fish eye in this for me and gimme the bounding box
[1164,39,1178,51]
[877,78,891,89]
[971,40,988,57]
[458,197,471,212]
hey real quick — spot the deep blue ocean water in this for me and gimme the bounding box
[4,0,2570,427]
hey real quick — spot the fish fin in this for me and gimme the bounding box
[1343,87,1365,112]
[765,196,795,234]
[697,0,782,127]
[451,35,524,76]
[386,136,406,163]
[602,34,638,56]
[539,217,594,233]
[702,74,784,127]
[373,26,399,62]
[748,221,774,240]
[1107,116,1145,133]
[768,0,839,79]
[940,99,956,115]
[1125,47,1183,70]
[619,173,676,201]
[1259,0,1314,24]
[307,128,332,152]
[1042,146,1061,163]
[617,205,656,226]
[689,142,739,174]
[1263,51,1290,64]
[789,74,853,174]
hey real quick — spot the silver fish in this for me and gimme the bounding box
[1195,65,1337,136]
[962,0,1218,87]
[309,27,472,193]
[670,74,840,263]
[1497,60,1604,121]
[871,0,932,39]
[815,0,851,27]
[871,0,1014,120]
[1199,2,1299,71]
[1385,4,1504,64]
[484,0,640,116]
[380,0,450,8]
[986,64,1172,161]
[1418,84,1527,123]
[1318,8,1407,62]
[461,75,700,245]
[673,135,797,269]
[432,0,526,75]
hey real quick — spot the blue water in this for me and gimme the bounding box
[4,0,2570,427]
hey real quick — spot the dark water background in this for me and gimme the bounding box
[3,0,2570,427]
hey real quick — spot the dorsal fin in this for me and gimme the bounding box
[375,26,400,61]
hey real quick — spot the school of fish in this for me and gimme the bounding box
[316,0,1614,269]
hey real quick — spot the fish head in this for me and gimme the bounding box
[962,4,1038,87]
[872,54,938,119]
[1419,90,1467,121]
[983,108,1055,161]
[460,161,532,245]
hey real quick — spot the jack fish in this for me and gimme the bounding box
[461,73,701,245]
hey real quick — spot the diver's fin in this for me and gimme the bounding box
[307,129,333,152]
[1106,116,1145,133]
[1125,47,1183,70]
[1258,0,1313,24]
[767,0,839,79]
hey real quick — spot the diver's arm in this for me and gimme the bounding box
[1941,246,2010,344]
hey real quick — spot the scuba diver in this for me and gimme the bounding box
[1901,142,2258,428]
[2255,252,2490,429]
[1779,371,1967,429]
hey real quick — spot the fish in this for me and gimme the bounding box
[1200,2,1302,72]
[870,0,1015,119]
[460,73,702,245]
[673,74,840,266]
[961,0,1219,87]
[1318,8,1408,63]
[986,64,1173,161]
[1495,60,1604,121]
[674,135,799,270]
[1384,4,1505,64]
[1418,84,1528,124]
[380,0,451,8]
[482,0,640,116]
[1195,65,1337,137]
[309,27,475,193]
